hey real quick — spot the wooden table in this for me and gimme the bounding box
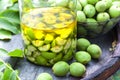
[0,23,120,80]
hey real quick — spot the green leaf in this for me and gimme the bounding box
[23,0,33,8]
[0,48,8,57]
[8,3,19,12]
[0,10,20,24]
[0,0,13,12]
[0,18,19,34]
[9,4,19,12]
[0,1,21,38]
[8,49,24,58]
[0,29,12,40]
[0,62,3,65]
[14,24,21,33]
[0,59,21,80]
[12,0,18,3]
[0,64,6,72]
[0,48,8,55]
[2,67,13,80]
[112,69,120,80]
[9,71,17,80]
[0,72,3,80]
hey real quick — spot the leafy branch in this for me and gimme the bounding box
[0,48,24,80]
[0,59,21,80]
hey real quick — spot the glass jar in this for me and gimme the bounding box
[18,0,77,66]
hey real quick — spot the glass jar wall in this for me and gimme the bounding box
[18,0,77,66]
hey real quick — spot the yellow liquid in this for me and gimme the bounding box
[21,7,77,66]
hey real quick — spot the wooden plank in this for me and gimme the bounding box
[93,58,120,80]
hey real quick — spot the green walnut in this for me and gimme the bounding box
[87,0,98,5]
[77,38,91,51]
[77,25,87,37]
[86,18,102,34]
[95,1,107,12]
[49,53,63,64]
[38,44,51,52]
[35,55,49,66]
[64,38,72,50]
[83,4,96,18]
[77,11,86,23]
[62,49,73,61]
[75,0,82,11]
[41,51,56,60]
[55,37,67,46]
[75,51,91,64]
[36,73,53,80]
[27,45,37,52]
[70,62,86,77]
[50,45,63,53]
[87,44,102,59]
[68,0,77,10]
[52,61,70,76]
[32,40,44,47]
